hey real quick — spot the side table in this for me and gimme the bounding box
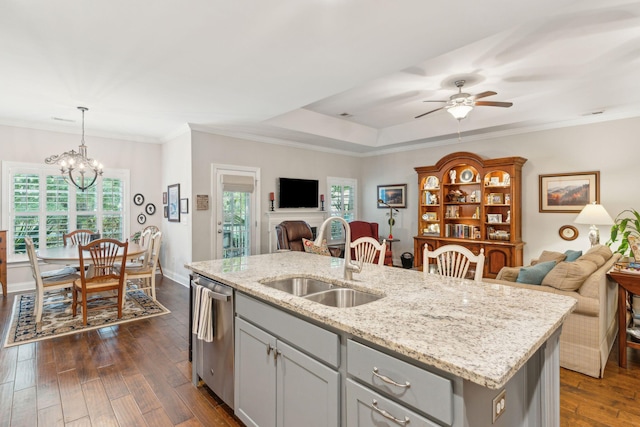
[608,269,640,368]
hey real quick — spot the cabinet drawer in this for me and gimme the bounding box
[347,340,453,426]
[236,293,340,368]
[347,379,439,427]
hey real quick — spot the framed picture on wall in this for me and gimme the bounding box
[180,198,189,214]
[168,183,180,222]
[377,184,407,208]
[539,171,599,213]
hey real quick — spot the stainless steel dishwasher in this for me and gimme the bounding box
[190,274,235,409]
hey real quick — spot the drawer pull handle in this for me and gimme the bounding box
[372,367,411,388]
[267,345,272,355]
[371,399,410,425]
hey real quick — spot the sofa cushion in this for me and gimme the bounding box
[496,266,520,282]
[564,249,582,262]
[542,259,598,291]
[531,250,567,265]
[579,253,621,299]
[516,260,557,285]
[302,238,331,256]
[578,253,606,268]
[585,244,613,260]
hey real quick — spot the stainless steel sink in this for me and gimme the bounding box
[303,288,382,308]
[261,277,336,296]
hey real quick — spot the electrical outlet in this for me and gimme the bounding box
[492,389,506,423]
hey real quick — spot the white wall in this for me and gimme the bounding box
[190,130,362,261]
[161,131,192,286]
[361,117,639,263]
[0,124,162,292]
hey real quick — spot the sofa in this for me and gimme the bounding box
[484,244,621,378]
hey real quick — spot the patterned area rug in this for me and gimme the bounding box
[4,287,171,347]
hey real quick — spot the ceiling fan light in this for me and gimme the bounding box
[447,104,473,120]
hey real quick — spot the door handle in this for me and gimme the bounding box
[217,229,222,234]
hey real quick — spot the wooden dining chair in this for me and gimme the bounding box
[73,238,128,325]
[121,231,162,302]
[141,225,163,276]
[349,236,387,266]
[63,229,96,246]
[423,244,485,281]
[25,237,79,324]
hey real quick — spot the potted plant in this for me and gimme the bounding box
[130,231,142,244]
[608,208,640,259]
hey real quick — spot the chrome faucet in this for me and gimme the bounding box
[315,216,362,280]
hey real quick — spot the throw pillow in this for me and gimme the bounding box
[302,238,331,256]
[542,259,598,291]
[516,261,557,285]
[564,249,582,262]
[496,266,520,282]
[531,250,566,266]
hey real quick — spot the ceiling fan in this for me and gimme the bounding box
[415,80,513,120]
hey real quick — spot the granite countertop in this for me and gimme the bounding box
[186,251,576,389]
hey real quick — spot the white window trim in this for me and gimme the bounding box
[327,176,358,219]
[2,161,130,262]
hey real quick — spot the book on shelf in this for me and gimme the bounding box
[444,224,480,239]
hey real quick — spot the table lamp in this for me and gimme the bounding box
[574,202,614,246]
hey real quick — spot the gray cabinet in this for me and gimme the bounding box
[277,340,339,426]
[347,340,453,426]
[346,379,440,427]
[235,295,340,427]
[235,318,277,427]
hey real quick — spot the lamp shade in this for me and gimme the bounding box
[574,203,614,225]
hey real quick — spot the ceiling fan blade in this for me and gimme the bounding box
[415,107,444,118]
[422,100,447,103]
[475,101,513,108]
[472,91,497,100]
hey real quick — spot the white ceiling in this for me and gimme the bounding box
[2,0,639,154]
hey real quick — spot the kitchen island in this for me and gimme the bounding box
[187,251,576,427]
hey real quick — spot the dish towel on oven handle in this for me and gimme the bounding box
[192,285,215,342]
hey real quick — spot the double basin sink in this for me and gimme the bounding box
[260,276,382,308]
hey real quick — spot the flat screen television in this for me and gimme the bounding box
[278,178,319,208]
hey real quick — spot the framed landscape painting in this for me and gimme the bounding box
[377,184,407,208]
[539,171,599,213]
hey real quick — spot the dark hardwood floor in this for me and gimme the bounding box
[1,276,640,426]
[0,276,243,427]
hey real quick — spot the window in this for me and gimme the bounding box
[327,177,357,240]
[2,162,129,260]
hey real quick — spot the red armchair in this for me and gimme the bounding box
[348,221,393,266]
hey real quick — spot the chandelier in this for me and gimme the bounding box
[45,106,103,192]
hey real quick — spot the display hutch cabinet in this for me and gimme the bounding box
[414,152,527,278]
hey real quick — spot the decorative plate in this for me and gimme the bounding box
[422,213,429,221]
[145,203,156,215]
[425,176,439,189]
[133,193,144,206]
[137,213,147,225]
[459,168,474,183]
[559,225,578,241]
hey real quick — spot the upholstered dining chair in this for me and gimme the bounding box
[350,236,387,266]
[73,238,128,326]
[120,231,162,303]
[423,244,485,281]
[349,221,393,266]
[25,237,79,324]
[63,229,96,246]
[141,225,163,276]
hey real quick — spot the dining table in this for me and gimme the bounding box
[37,242,146,265]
